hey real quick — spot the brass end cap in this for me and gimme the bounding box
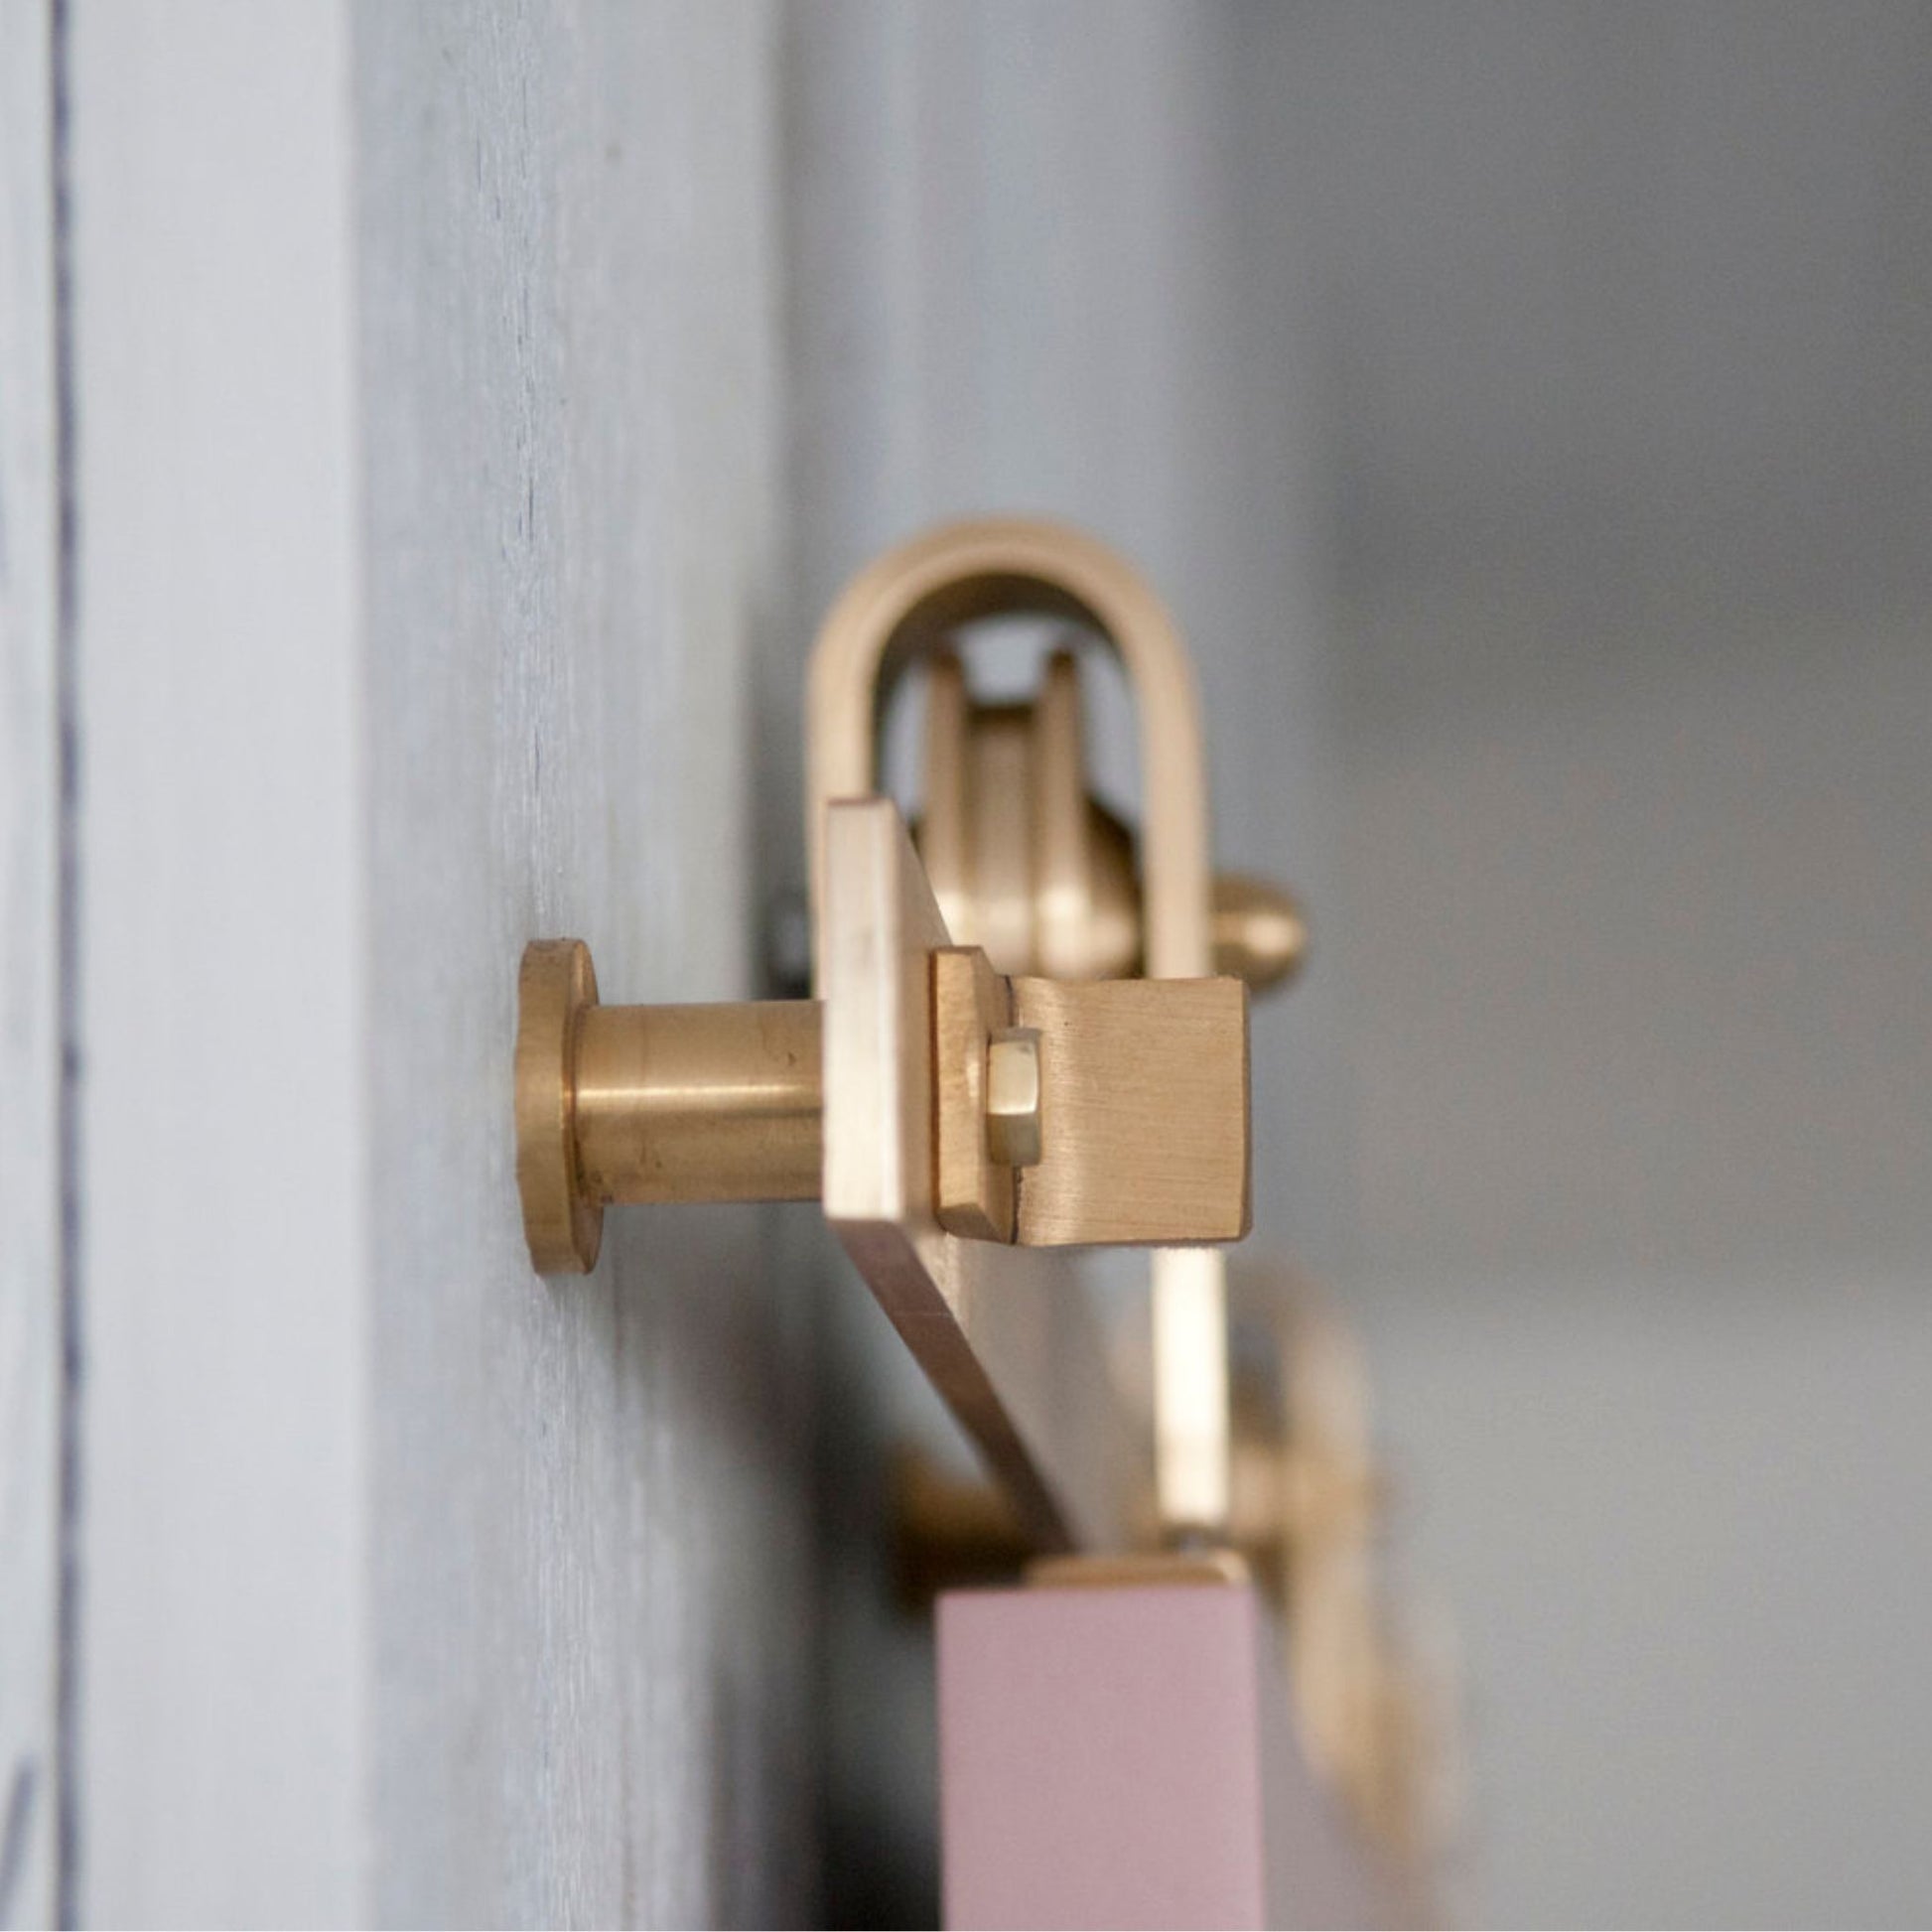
[515,938,604,1274]
[1212,874,1309,993]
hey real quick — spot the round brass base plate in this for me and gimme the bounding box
[515,938,603,1274]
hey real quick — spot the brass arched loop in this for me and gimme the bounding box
[805,517,1213,986]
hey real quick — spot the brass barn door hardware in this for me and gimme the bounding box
[515,518,1304,1552]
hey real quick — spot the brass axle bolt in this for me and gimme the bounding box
[985,1028,1043,1169]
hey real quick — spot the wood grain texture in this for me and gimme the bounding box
[0,6,59,1924]
[354,3,812,1922]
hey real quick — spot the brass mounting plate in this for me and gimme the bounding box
[821,795,1149,1552]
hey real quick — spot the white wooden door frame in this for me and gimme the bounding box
[5,4,807,1924]
[69,4,370,1921]
[1,4,65,1924]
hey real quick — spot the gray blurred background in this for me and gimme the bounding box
[786,4,1932,1922]
[1300,8,1932,1922]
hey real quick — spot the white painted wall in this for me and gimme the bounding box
[1334,623,1932,1925]
[1283,5,1932,1920]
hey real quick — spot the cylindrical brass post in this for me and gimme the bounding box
[572,1001,824,1204]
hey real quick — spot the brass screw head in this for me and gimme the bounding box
[985,1027,1042,1169]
